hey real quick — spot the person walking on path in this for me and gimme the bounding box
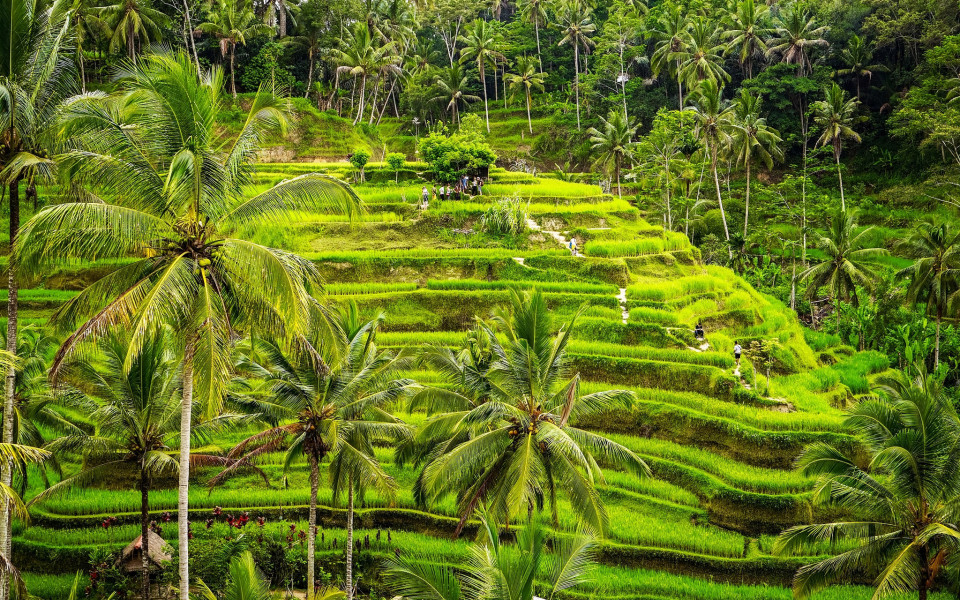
[478,178,484,195]
[422,186,429,204]
[733,341,742,368]
[569,237,578,256]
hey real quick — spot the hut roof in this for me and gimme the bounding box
[117,531,172,571]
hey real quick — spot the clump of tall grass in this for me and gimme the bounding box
[325,282,418,295]
[426,279,616,294]
[479,195,530,235]
[585,232,690,258]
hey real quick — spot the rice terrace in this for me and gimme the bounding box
[3,0,960,599]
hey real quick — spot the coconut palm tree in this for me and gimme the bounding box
[836,34,887,100]
[587,110,638,198]
[96,0,169,62]
[556,0,596,131]
[730,89,782,238]
[333,23,396,126]
[724,0,770,79]
[459,20,504,133]
[765,4,829,76]
[211,307,414,600]
[414,289,649,535]
[384,510,598,600]
[686,79,735,251]
[812,82,860,211]
[431,63,480,125]
[673,17,729,89]
[896,222,960,367]
[650,3,689,108]
[774,368,960,600]
[14,53,362,600]
[31,332,254,600]
[198,0,272,98]
[506,56,545,134]
[800,210,887,329]
[0,440,48,600]
[0,0,72,587]
[516,0,549,68]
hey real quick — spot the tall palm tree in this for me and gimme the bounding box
[724,0,770,79]
[384,510,598,600]
[673,17,729,89]
[212,307,414,600]
[31,333,251,600]
[333,24,397,126]
[431,63,480,125]
[766,4,829,76]
[836,34,887,100]
[68,0,108,92]
[730,89,782,237]
[14,53,362,600]
[800,210,887,330]
[96,0,169,62]
[650,3,689,108]
[587,110,638,198]
[413,289,649,535]
[516,0,549,68]
[198,0,271,98]
[506,56,545,134]
[459,19,504,133]
[812,82,860,211]
[774,369,960,600]
[896,222,960,367]
[686,79,735,251]
[0,0,72,588]
[556,0,596,131]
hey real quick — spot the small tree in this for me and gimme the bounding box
[747,339,781,396]
[386,152,405,182]
[349,149,371,182]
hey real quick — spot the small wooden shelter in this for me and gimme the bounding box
[116,530,172,573]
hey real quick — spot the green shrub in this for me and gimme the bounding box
[479,195,529,235]
[349,148,371,182]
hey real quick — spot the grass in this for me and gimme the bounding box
[585,232,691,258]
[425,279,617,294]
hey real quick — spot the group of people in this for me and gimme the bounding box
[420,176,486,210]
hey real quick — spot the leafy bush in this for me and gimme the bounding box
[349,148,371,182]
[386,152,405,182]
[417,123,497,183]
[479,195,529,235]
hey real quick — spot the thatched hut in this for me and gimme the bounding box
[116,531,172,598]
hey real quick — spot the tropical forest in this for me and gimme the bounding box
[3,0,960,597]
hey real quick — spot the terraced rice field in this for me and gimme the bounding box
[16,164,912,599]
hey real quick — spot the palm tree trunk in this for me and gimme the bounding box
[278,0,287,37]
[743,160,750,238]
[664,154,672,230]
[345,474,355,600]
[141,464,151,600]
[183,0,200,73]
[616,158,622,198]
[304,49,315,99]
[676,58,683,108]
[574,44,581,131]
[935,306,942,367]
[177,335,196,600]
[0,180,18,600]
[78,43,86,93]
[354,75,367,126]
[525,89,532,134]
[367,77,381,126]
[710,149,732,258]
[307,454,319,600]
[534,21,542,69]
[835,148,845,212]
[480,62,490,133]
[230,44,237,98]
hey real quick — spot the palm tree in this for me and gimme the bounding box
[766,4,829,76]
[431,63,480,125]
[896,222,960,367]
[506,56,546,134]
[0,0,72,587]
[812,82,860,211]
[14,53,362,600]
[384,510,598,600]
[686,79,735,251]
[556,0,596,131]
[198,0,272,98]
[587,110,638,198]
[774,368,960,600]
[516,0,549,68]
[730,89,783,238]
[333,24,397,126]
[414,289,649,534]
[31,333,252,600]
[650,3,689,108]
[673,18,729,89]
[97,0,169,62]
[0,441,48,600]
[459,20,504,133]
[836,35,887,100]
[68,0,108,92]
[212,307,414,600]
[724,0,770,79]
[800,210,887,330]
